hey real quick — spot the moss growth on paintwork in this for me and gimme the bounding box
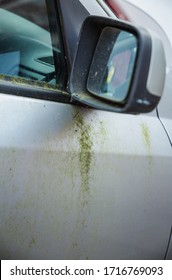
[74,109,93,195]
[141,123,152,165]
[141,123,150,148]
[28,237,36,249]
[99,121,108,144]
[0,74,67,94]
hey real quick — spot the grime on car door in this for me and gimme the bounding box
[0,0,171,260]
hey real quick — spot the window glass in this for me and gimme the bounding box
[0,0,67,89]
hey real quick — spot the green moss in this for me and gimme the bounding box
[75,109,93,194]
[28,237,36,249]
[141,123,152,165]
[99,121,108,144]
[0,74,67,94]
[141,123,150,148]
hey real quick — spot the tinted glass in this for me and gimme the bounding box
[0,0,67,89]
[87,27,137,103]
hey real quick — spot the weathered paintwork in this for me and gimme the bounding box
[0,0,172,260]
[0,93,172,259]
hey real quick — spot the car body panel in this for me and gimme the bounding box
[166,234,172,259]
[0,0,171,259]
[80,0,111,16]
[0,93,172,259]
[105,0,172,259]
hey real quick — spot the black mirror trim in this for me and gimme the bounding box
[69,16,165,113]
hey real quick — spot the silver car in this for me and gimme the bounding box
[0,0,171,260]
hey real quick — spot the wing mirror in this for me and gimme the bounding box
[69,16,166,113]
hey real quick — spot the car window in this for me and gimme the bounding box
[0,0,67,91]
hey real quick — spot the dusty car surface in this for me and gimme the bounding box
[105,0,172,259]
[0,0,171,260]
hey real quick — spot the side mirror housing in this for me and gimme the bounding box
[69,16,166,113]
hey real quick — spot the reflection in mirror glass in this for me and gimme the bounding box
[87,27,138,104]
[100,30,137,102]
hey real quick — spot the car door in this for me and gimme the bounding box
[0,0,172,260]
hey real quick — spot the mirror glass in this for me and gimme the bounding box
[88,27,137,103]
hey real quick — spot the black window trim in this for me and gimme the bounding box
[0,76,70,103]
[0,0,69,104]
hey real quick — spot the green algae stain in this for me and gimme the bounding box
[75,109,93,195]
[0,74,68,94]
[28,237,36,249]
[141,123,151,148]
[72,108,94,232]
[99,121,108,146]
[141,123,152,165]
